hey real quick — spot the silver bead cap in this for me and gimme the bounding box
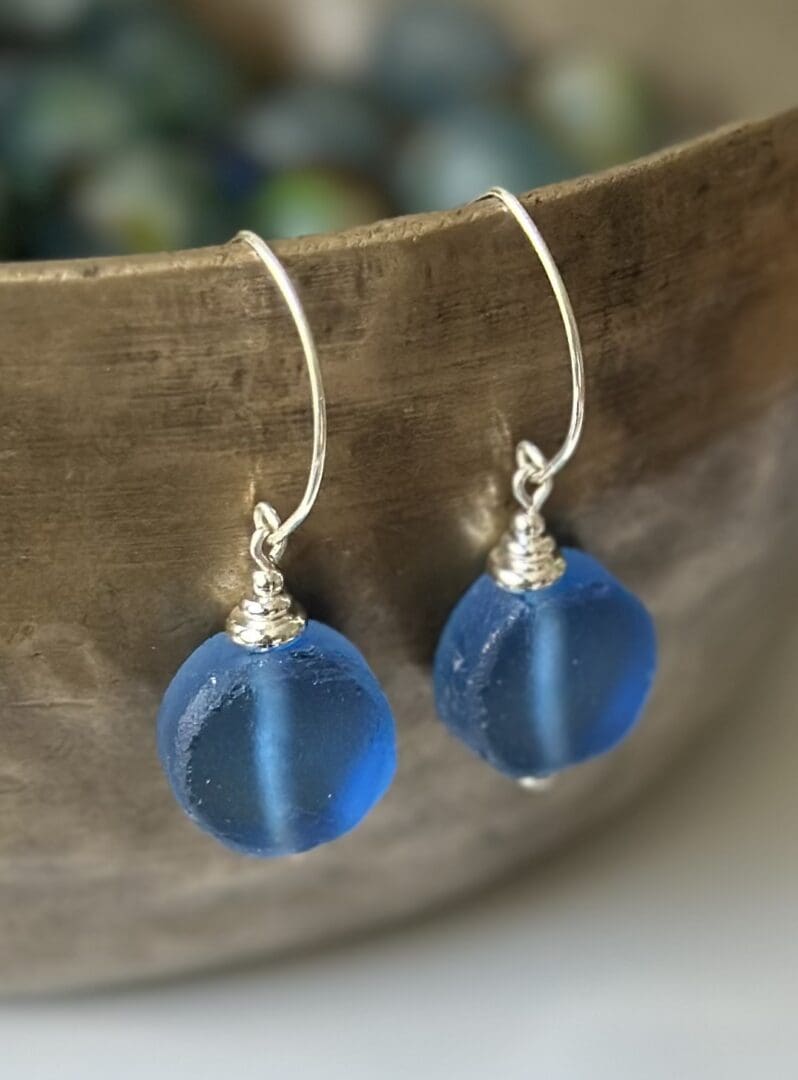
[488,509,566,592]
[226,566,306,649]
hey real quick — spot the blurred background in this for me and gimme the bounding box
[0,0,792,260]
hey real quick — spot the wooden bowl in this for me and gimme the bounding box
[1,89,797,992]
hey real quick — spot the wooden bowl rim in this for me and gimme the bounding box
[0,115,769,287]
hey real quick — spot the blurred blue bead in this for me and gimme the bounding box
[211,144,263,202]
[250,167,388,239]
[371,0,520,112]
[2,62,139,197]
[434,550,657,779]
[530,50,661,171]
[0,58,22,143]
[157,624,397,857]
[237,82,391,177]
[0,0,92,39]
[68,141,225,254]
[394,103,573,213]
[0,171,9,256]
[84,4,241,131]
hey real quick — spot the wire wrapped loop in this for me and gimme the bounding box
[511,440,553,516]
[250,502,287,571]
[228,499,306,649]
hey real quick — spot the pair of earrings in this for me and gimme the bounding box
[157,188,657,857]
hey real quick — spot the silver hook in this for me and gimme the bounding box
[470,187,585,505]
[234,230,327,553]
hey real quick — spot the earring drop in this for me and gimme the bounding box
[157,231,396,856]
[434,188,656,783]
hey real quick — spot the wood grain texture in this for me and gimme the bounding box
[0,111,797,993]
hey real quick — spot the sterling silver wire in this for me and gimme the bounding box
[234,229,327,551]
[475,187,585,591]
[470,187,585,508]
[226,230,326,647]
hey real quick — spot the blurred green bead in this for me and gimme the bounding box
[3,63,139,197]
[86,5,240,132]
[371,0,520,112]
[69,142,224,254]
[394,103,573,214]
[250,169,388,239]
[0,0,92,39]
[531,50,660,171]
[237,83,391,177]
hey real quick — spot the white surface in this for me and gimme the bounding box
[3,627,797,1079]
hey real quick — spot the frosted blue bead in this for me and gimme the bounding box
[157,623,396,856]
[434,549,656,779]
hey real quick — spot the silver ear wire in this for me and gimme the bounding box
[226,231,327,647]
[233,230,327,549]
[471,188,585,591]
[470,187,585,490]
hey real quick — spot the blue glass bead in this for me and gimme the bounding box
[236,83,391,178]
[83,5,240,132]
[157,623,396,856]
[529,50,661,171]
[393,103,574,214]
[0,171,9,257]
[434,549,656,779]
[2,63,139,197]
[371,1,520,112]
[0,0,91,40]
